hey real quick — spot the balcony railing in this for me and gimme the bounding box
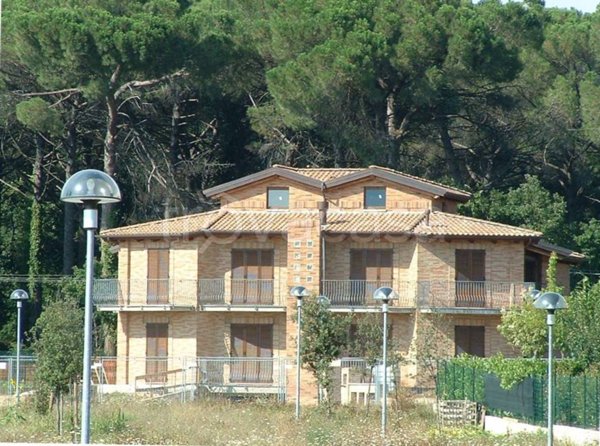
[94,278,282,307]
[322,280,534,310]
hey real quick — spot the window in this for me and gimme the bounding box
[231,324,273,383]
[455,249,485,307]
[267,187,289,208]
[146,323,168,382]
[455,326,485,357]
[147,249,169,304]
[364,187,386,208]
[349,249,393,304]
[231,249,274,304]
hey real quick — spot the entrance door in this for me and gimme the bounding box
[455,326,485,357]
[350,249,393,304]
[146,323,168,383]
[230,324,273,383]
[148,249,169,304]
[455,249,485,307]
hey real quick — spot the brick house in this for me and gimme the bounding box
[96,165,583,401]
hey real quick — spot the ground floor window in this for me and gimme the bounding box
[230,324,273,383]
[146,323,168,382]
[455,325,485,357]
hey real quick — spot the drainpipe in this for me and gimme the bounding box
[318,200,328,295]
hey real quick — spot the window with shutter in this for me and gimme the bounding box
[455,249,486,307]
[147,249,169,304]
[146,323,168,382]
[349,249,393,304]
[231,250,274,304]
[230,324,273,383]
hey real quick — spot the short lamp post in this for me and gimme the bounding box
[532,290,567,446]
[290,285,310,420]
[373,286,398,437]
[10,288,29,405]
[60,169,121,445]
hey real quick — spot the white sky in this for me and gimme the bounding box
[503,1,598,12]
[545,0,597,12]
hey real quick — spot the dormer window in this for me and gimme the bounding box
[364,187,386,208]
[267,187,289,209]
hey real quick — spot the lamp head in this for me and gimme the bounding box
[529,289,541,300]
[60,169,122,204]
[373,286,397,303]
[290,286,310,300]
[533,291,567,311]
[316,295,330,306]
[10,289,29,301]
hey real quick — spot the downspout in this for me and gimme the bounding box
[319,185,328,296]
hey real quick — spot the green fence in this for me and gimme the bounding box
[437,361,600,429]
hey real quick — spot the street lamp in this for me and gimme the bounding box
[290,285,310,420]
[10,289,28,404]
[61,169,121,445]
[373,286,398,437]
[532,290,567,446]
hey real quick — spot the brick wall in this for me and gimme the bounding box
[220,178,322,209]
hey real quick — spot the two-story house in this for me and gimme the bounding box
[96,165,583,401]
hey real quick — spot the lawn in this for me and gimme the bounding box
[0,394,566,445]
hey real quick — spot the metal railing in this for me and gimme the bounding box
[95,278,534,310]
[95,278,282,307]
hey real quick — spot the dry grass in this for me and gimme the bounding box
[0,394,570,445]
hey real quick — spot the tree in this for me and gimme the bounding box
[30,295,83,433]
[299,296,350,408]
[498,253,561,358]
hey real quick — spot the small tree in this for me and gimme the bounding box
[30,297,83,432]
[299,296,350,409]
[498,252,561,357]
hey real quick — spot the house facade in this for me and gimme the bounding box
[96,165,583,401]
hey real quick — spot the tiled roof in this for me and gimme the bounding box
[100,210,222,238]
[529,240,585,264]
[102,209,542,240]
[325,210,425,234]
[208,210,318,233]
[413,212,543,239]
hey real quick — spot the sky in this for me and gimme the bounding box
[544,0,598,12]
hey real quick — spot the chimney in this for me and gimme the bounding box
[318,201,329,226]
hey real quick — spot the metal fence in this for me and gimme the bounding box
[0,356,36,397]
[437,361,600,429]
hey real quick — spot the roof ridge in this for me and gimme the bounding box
[367,165,470,195]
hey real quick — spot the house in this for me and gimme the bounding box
[95,165,583,401]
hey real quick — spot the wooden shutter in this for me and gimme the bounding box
[350,250,366,280]
[455,326,485,357]
[378,250,393,282]
[146,323,168,382]
[148,249,169,304]
[455,249,485,281]
[230,324,273,383]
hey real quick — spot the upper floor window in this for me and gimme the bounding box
[364,187,386,208]
[267,187,289,209]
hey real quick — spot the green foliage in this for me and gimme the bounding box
[30,297,83,411]
[498,252,560,358]
[298,296,350,406]
[461,176,569,245]
[15,98,63,136]
[575,219,600,272]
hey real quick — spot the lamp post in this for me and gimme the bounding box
[532,290,567,446]
[373,286,398,437]
[60,169,121,444]
[290,285,310,420]
[10,289,29,404]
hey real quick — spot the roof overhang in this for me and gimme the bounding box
[203,166,323,198]
[527,240,585,264]
[324,167,471,202]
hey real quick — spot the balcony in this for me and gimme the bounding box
[322,280,534,312]
[94,278,285,309]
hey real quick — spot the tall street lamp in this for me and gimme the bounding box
[10,288,28,404]
[373,286,397,437]
[61,169,121,444]
[290,285,310,420]
[532,290,567,446]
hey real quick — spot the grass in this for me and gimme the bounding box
[0,394,580,445]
